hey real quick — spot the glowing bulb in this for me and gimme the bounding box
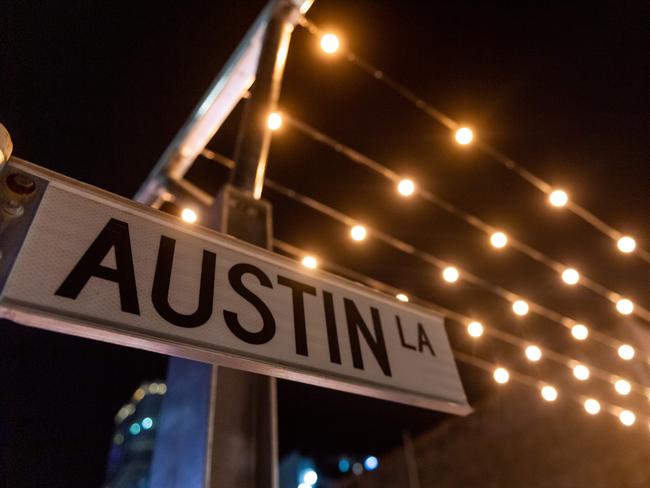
[303,469,318,485]
[396,293,409,302]
[584,398,600,415]
[541,385,558,402]
[141,417,153,430]
[397,178,415,196]
[350,224,367,241]
[614,379,631,396]
[617,236,636,254]
[571,323,589,341]
[512,299,529,316]
[181,208,198,223]
[364,456,379,471]
[467,321,484,338]
[267,112,282,131]
[525,345,542,362]
[301,255,318,269]
[548,189,568,207]
[455,127,474,145]
[616,298,634,315]
[442,266,459,283]
[561,268,580,285]
[490,231,508,249]
[493,367,509,384]
[619,410,636,426]
[573,364,590,381]
[320,33,340,54]
[618,344,635,360]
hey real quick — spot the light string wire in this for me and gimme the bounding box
[297,16,650,265]
[199,149,650,393]
[281,112,650,324]
[273,238,650,423]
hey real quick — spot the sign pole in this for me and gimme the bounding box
[152,1,297,487]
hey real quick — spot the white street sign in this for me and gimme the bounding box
[0,159,470,414]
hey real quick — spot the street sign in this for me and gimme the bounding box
[0,159,470,414]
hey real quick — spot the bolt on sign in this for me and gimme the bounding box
[0,159,470,414]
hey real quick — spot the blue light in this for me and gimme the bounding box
[338,458,350,473]
[142,417,153,430]
[364,456,379,471]
[302,469,318,485]
[129,422,141,435]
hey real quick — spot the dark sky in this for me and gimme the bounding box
[1,1,649,486]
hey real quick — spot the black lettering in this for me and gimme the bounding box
[277,275,316,356]
[151,236,216,328]
[323,291,342,364]
[396,316,416,350]
[344,298,392,376]
[224,263,275,344]
[55,218,140,314]
[417,323,435,356]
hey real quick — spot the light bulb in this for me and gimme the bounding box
[525,345,542,362]
[181,208,198,223]
[619,410,636,426]
[617,344,635,360]
[467,321,484,338]
[493,367,509,384]
[350,225,367,242]
[267,112,282,131]
[397,178,415,196]
[616,298,634,315]
[541,385,558,402]
[512,299,529,316]
[548,189,568,207]
[320,33,340,54]
[396,293,409,302]
[573,364,590,381]
[455,127,474,145]
[561,268,580,285]
[617,236,636,254]
[614,379,631,396]
[571,323,589,341]
[442,266,459,283]
[584,398,600,415]
[490,231,508,249]
[301,256,318,269]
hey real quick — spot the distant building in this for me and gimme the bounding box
[105,381,167,488]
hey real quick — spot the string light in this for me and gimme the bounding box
[617,236,636,254]
[541,385,558,402]
[442,266,460,283]
[616,298,634,315]
[454,127,474,145]
[614,379,631,396]
[525,345,542,362]
[561,268,580,285]
[493,367,510,384]
[617,344,635,361]
[350,224,367,241]
[467,321,484,338]
[267,112,283,131]
[489,231,508,249]
[301,255,318,269]
[181,208,198,223]
[320,33,340,54]
[512,300,529,316]
[397,178,415,196]
[571,323,589,341]
[573,364,590,381]
[548,189,568,208]
[396,293,409,302]
[619,410,636,426]
[584,398,601,415]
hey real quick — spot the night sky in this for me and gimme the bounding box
[1,1,649,486]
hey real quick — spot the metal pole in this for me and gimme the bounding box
[402,430,421,488]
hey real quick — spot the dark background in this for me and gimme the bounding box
[1,0,648,486]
